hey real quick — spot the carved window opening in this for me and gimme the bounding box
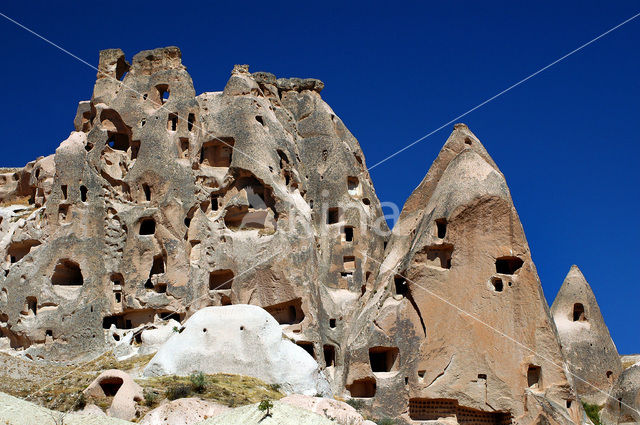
[80,185,88,202]
[142,184,151,202]
[347,176,360,195]
[324,344,336,367]
[491,277,504,292]
[369,346,399,372]
[394,275,408,297]
[209,269,234,291]
[106,132,130,152]
[343,226,354,242]
[343,256,356,272]
[51,259,83,286]
[24,296,37,315]
[329,318,336,328]
[7,240,40,264]
[61,185,68,200]
[296,341,315,359]
[139,218,156,235]
[495,257,523,274]
[178,137,189,159]
[572,303,586,322]
[200,137,235,167]
[347,378,376,398]
[99,377,124,396]
[436,218,447,239]
[187,113,195,131]
[415,245,453,269]
[327,207,341,224]
[264,298,304,325]
[167,113,178,131]
[527,365,542,389]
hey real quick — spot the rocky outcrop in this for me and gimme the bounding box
[196,401,336,424]
[84,369,144,420]
[139,398,229,425]
[551,265,622,405]
[600,363,640,425]
[0,46,601,424]
[342,125,584,424]
[281,394,376,424]
[144,305,328,396]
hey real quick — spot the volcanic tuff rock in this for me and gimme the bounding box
[143,305,329,395]
[600,363,640,425]
[0,46,595,424]
[551,265,623,405]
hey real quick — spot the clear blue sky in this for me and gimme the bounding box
[1,2,638,354]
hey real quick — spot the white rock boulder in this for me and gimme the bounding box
[140,398,229,425]
[143,305,329,396]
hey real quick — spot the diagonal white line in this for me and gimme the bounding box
[0,11,271,173]
[367,11,640,171]
[359,250,640,417]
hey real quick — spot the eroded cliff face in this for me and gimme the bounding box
[0,47,591,424]
[343,125,584,424]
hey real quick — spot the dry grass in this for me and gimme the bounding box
[0,351,282,419]
[0,196,32,208]
[0,168,21,174]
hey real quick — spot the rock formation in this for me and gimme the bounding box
[144,305,329,395]
[342,125,584,424]
[84,369,144,420]
[0,46,600,424]
[600,363,640,424]
[550,265,623,405]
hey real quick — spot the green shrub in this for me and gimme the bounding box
[166,383,192,400]
[143,389,158,407]
[582,402,602,425]
[72,392,86,411]
[346,398,365,410]
[269,383,281,392]
[258,399,274,416]
[189,371,207,393]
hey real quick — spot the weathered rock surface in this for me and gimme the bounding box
[195,400,335,425]
[281,394,376,424]
[139,398,229,425]
[342,125,585,424]
[144,305,328,395]
[0,391,132,425]
[84,369,144,420]
[0,46,604,424]
[551,265,622,405]
[600,363,640,425]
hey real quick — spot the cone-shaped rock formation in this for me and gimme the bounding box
[551,265,622,405]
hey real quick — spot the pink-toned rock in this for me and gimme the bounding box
[140,398,229,425]
[84,369,143,420]
[281,394,371,425]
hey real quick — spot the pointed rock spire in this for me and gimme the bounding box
[344,125,582,425]
[551,265,622,404]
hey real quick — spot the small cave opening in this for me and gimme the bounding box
[347,176,360,195]
[7,240,41,264]
[369,346,399,372]
[187,113,195,132]
[495,256,524,274]
[179,137,190,159]
[142,183,151,202]
[327,207,341,224]
[139,218,156,235]
[167,113,178,131]
[209,269,234,291]
[80,185,88,202]
[200,137,235,167]
[51,259,83,286]
[435,218,447,239]
[527,365,542,389]
[415,245,453,269]
[61,185,68,200]
[296,341,315,359]
[264,298,304,325]
[99,377,124,397]
[394,275,408,297]
[491,277,504,292]
[347,378,376,398]
[572,303,586,322]
[323,344,336,367]
[106,132,130,152]
[343,226,354,242]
